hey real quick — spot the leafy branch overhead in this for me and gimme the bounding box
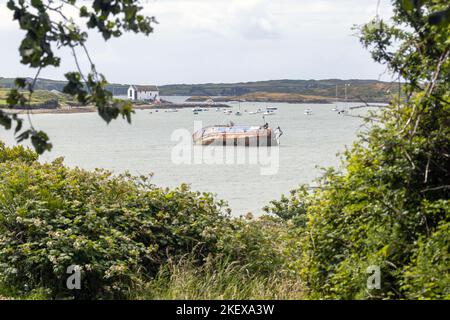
[2,0,157,153]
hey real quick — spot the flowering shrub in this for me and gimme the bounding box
[0,142,231,299]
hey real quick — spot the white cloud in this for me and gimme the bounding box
[144,0,280,39]
[0,0,394,83]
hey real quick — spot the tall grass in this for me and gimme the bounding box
[131,257,306,300]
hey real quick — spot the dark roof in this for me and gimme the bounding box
[130,85,159,91]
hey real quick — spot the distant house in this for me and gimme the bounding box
[128,85,160,102]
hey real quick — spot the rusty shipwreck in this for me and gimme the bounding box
[193,123,282,146]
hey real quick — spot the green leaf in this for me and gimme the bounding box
[14,77,27,88]
[30,130,53,154]
[428,8,450,26]
[16,129,31,143]
[401,0,421,12]
[14,118,23,134]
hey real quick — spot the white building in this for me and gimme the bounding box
[127,85,160,102]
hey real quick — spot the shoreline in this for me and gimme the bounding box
[0,100,386,115]
[0,103,231,115]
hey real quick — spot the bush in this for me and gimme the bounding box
[216,214,300,276]
[263,0,450,299]
[402,218,450,299]
[0,143,231,299]
[0,141,37,163]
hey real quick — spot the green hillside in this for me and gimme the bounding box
[0,77,130,97]
[0,88,77,108]
[160,79,398,101]
[0,77,398,102]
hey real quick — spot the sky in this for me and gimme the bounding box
[0,0,394,85]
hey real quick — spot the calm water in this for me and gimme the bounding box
[0,98,375,216]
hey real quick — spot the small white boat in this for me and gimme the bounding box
[263,110,276,116]
[249,108,263,114]
[266,106,278,111]
[304,108,312,115]
[192,107,203,112]
[331,106,338,111]
[165,108,179,113]
[223,109,233,115]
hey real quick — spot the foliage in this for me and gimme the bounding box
[267,0,450,299]
[0,142,233,299]
[0,142,299,300]
[401,219,450,299]
[1,0,157,153]
[132,255,305,300]
[215,214,301,276]
[264,185,310,227]
[0,141,37,163]
[1,0,448,301]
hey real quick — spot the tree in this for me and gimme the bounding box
[0,0,157,153]
[266,0,449,298]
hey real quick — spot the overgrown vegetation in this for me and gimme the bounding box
[0,141,297,299]
[131,256,305,300]
[0,0,448,300]
[265,0,450,299]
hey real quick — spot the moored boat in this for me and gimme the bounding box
[263,110,276,116]
[193,123,282,146]
[249,108,263,114]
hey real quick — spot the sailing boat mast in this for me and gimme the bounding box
[335,84,338,102]
[344,83,350,107]
[332,84,338,111]
[235,87,242,116]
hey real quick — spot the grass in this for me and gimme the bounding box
[0,258,306,300]
[0,285,51,300]
[130,257,306,300]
